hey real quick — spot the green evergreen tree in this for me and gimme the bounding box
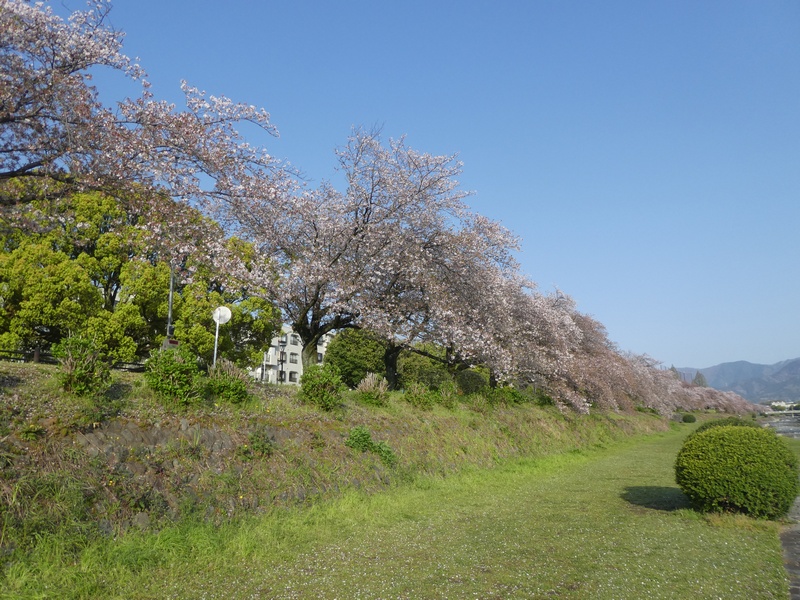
[323,329,387,388]
[692,371,708,387]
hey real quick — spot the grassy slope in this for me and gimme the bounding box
[0,363,792,598]
[7,428,792,599]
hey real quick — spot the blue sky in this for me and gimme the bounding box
[60,1,800,368]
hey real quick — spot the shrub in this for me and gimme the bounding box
[489,386,526,406]
[206,359,251,404]
[298,364,345,411]
[345,426,397,466]
[681,413,697,423]
[355,372,389,406]
[436,380,458,409]
[404,381,433,410]
[144,346,204,407]
[675,425,800,519]
[687,416,760,440]
[455,369,488,395]
[52,334,111,396]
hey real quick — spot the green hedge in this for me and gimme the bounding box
[675,425,799,519]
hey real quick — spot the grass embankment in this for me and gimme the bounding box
[5,433,794,598]
[0,363,790,598]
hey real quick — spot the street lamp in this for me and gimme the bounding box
[278,336,287,384]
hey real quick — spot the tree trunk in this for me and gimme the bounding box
[301,341,320,369]
[489,370,498,389]
[384,344,403,390]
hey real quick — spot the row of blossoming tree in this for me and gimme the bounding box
[0,0,752,415]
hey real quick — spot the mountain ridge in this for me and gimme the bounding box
[677,358,800,404]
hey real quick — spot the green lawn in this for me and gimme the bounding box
[3,426,791,599]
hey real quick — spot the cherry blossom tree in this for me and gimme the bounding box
[219,129,497,367]
[0,0,293,247]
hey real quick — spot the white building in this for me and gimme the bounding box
[252,327,333,385]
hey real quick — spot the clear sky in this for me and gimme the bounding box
[57,0,800,368]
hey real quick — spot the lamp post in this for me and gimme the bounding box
[212,306,232,367]
[278,336,287,384]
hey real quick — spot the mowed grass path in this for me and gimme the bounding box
[9,426,790,599]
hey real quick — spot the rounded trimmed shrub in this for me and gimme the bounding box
[455,369,488,395]
[675,425,799,519]
[681,413,697,423]
[686,416,760,440]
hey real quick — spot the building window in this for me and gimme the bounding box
[289,353,299,364]
[279,351,287,362]
[289,371,299,383]
[290,334,300,346]
[317,353,324,363]
[279,370,286,382]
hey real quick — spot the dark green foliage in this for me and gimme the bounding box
[345,426,397,466]
[298,364,345,411]
[206,359,251,404]
[675,426,800,519]
[692,371,708,387]
[681,414,697,423]
[52,335,111,396]
[323,329,387,388]
[455,369,488,395]
[398,346,452,390]
[144,347,204,407]
[532,389,556,407]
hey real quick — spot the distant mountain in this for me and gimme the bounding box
[677,358,800,404]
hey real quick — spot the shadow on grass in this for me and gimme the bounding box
[622,486,692,512]
[0,374,24,391]
[106,382,133,401]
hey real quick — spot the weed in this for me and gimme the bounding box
[372,441,398,467]
[206,360,252,404]
[345,426,397,467]
[345,425,374,453]
[309,432,326,450]
[249,430,276,457]
[52,335,111,397]
[17,423,45,441]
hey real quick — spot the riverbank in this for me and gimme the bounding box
[4,425,791,599]
[764,414,800,439]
